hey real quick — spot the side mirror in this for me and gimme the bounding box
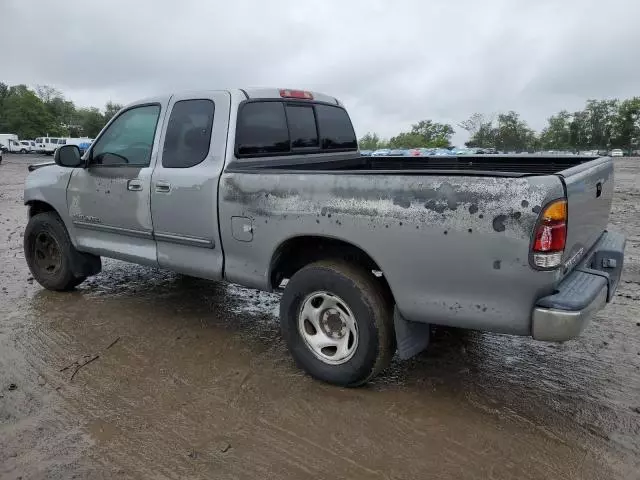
[54,145,83,168]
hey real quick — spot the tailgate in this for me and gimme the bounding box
[559,157,614,274]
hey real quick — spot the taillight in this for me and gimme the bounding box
[532,199,567,269]
[279,89,313,100]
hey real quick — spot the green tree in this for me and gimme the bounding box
[568,110,589,150]
[611,97,640,152]
[584,99,618,150]
[104,101,123,124]
[388,120,454,148]
[1,84,56,138]
[75,107,106,137]
[460,113,496,147]
[493,111,537,152]
[358,132,386,150]
[540,110,571,150]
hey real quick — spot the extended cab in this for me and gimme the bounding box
[23,89,625,386]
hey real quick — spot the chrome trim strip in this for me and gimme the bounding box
[72,221,153,239]
[154,232,214,248]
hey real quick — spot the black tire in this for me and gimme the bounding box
[24,212,101,291]
[280,260,395,387]
[20,149,27,154]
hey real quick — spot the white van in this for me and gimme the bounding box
[53,137,94,155]
[610,149,624,157]
[35,137,62,155]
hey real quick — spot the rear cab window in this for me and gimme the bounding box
[235,100,356,157]
[162,99,215,168]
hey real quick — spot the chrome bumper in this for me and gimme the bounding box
[532,231,625,342]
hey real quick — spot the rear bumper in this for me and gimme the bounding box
[532,231,625,341]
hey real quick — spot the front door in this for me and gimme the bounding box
[66,103,165,266]
[150,91,230,279]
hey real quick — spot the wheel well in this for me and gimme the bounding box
[269,236,394,301]
[26,200,56,218]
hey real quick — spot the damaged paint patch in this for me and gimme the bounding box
[492,215,507,232]
[220,172,554,240]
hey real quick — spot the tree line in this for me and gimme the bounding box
[360,98,640,153]
[1,82,639,152]
[0,83,122,139]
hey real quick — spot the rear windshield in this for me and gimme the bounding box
[236,101,357,157]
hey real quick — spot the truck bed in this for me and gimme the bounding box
[229,154,602,177]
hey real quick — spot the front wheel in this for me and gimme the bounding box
[280,260,395,386]
[24,212,100,291]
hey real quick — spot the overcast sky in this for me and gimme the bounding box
[2,0,639,145]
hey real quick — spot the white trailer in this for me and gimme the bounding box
[0,133,19,152]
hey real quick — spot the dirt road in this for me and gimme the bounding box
[1,154,639,479]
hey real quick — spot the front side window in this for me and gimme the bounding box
[162,99,215,168]
[90,105,161,166]
[236,102,289,155]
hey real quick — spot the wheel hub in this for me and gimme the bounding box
[321,309,348,339]
[33,231,62,274]
[298,291,358,365]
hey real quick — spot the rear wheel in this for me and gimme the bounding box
[280,260,395,386]
[24,212,100,291]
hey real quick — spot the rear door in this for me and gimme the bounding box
[150,91,231,279]
[560,157,614,272]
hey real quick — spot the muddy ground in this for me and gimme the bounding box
[1,153,639,479]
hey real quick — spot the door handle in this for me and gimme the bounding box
[127,179,144,192]
[155,181,171,193]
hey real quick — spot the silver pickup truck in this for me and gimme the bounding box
[23,88,625,386]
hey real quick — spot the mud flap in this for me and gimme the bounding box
[70,250,102,278]
[394,307,430,360]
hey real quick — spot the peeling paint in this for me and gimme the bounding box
[221,172,553,242]
[492,215,507,232]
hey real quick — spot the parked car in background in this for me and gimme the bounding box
[19,141,35,153]
[611,149,624,157]
[359,150,373,156]
[372,148,391,156]
[389,149,408,156]
[433,148,454,156]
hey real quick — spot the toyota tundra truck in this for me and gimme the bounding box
[23,88,625,386]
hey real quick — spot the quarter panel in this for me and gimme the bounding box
[219,172,565,335]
